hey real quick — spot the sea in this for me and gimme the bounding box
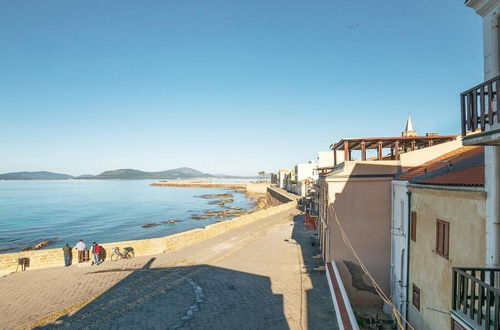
[0,180,254,253]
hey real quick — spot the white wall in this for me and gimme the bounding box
[390,180,409,320]
[318,151,335,168]
[399,138,462,167]
[278,170,290,189]
[467,0,500,266]
[295,163,318,182]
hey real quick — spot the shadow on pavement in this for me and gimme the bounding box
[290,214,339,330]
[36,257,288,330]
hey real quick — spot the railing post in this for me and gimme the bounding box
[472,90,478,131]
[494,293,499,330]
[479,270,485,325]
[468,92,473,132]
[452,269,457,310]
[497,77,500,124]
[486,290,491,329]
[471,270,477,320]
[461,94,466,136]
[488,82,494,126]
[464,273,469,314]
[481,85,486,131]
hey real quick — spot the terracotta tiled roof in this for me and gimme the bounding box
[418,164,485,186]
[396,146,483,181]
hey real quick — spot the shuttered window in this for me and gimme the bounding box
[412,284,420,311]
[451,318,467,330]
[410,211,417,242]
[436,219,450,259]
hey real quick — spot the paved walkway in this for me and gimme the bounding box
[0,207,338,330]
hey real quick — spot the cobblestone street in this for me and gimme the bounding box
[0,208,338,330]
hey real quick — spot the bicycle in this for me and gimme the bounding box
[110,247,135,261]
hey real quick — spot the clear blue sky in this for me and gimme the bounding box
[0,0,483,176]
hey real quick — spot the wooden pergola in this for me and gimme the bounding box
[330,136,457,165]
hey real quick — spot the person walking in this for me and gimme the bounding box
[75,239,86,263]
[91,242,101,265]
[62,244,72,266]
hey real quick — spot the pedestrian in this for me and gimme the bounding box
[75,239,86,263]
[91,242,101,265]
[62,243,72,266]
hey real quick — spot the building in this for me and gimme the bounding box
[294,162,318,197]
[445,1,500,328]
[317,130,460,309]
[277,169,291,190]
[390,146,485,330]
[407,146,485,330]
[402,115,417,137]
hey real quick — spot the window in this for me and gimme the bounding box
[451,318,467,330]
[436,219,450,259]
[410,211,417,242]
[412,284,420,311]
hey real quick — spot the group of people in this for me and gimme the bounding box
[62,239,103,267]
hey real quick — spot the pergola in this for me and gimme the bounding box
[330,136,457,165]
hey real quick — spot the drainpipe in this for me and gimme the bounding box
[405,189,412,329]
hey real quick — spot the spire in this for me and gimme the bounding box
[402,115,417,137]
[405,115,414,132]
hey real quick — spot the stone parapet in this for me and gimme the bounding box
[0,200,297,277]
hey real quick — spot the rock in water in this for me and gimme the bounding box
[191,215,209,220]
[198,193,234,199]
[21,240,53,251]
[142,223,161,228]
[208,199,234,206]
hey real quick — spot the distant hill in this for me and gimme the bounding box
[93,167,214,180]
[0,167,254,180]
[0,171,74,180]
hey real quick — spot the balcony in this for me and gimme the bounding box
[452,267,500,329]
[461,76,500,146]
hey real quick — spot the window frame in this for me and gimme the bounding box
[412,284,420,311]
[435,219,450,260]
[410,211,417,242]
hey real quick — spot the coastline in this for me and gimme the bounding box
[0,186,296,277]
[0,181,262,254]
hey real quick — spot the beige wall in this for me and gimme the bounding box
[324,161,399,306]
[408,186,486,330]
[399,138,461,167]
[0,196,297,277]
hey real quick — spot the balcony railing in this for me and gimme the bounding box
[452,267,500,329]
[461,75,500,135]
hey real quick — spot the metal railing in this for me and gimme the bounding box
[452,267,500,329]
[461,75,500,135]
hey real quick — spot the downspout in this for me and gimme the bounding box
[405,188,412,329]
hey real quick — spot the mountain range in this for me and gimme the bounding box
[0,167,255,180]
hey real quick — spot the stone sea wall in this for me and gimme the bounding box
[0,188,296,277]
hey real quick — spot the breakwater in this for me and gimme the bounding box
[151,181,269,194]
[0,186,296,277]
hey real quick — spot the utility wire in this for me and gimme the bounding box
[330,207,415,330]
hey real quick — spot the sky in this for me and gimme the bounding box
[0,0,483,176]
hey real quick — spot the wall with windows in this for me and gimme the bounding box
[407,185,486,330]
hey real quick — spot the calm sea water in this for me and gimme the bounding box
[0,180,254,253]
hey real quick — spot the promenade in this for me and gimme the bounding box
[0,206,338,329]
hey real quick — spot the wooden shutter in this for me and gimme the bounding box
[436,219,450,259]
[410,211,417,242]
[451,318,467,330]
[412,284,420,311]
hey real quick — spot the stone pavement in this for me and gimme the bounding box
[0,207,338,330]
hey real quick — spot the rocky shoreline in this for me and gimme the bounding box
[14,183,273,253]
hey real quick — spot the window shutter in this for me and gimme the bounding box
[412,284,421,311]
[411,211,417,242]
[436,219,450,259]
